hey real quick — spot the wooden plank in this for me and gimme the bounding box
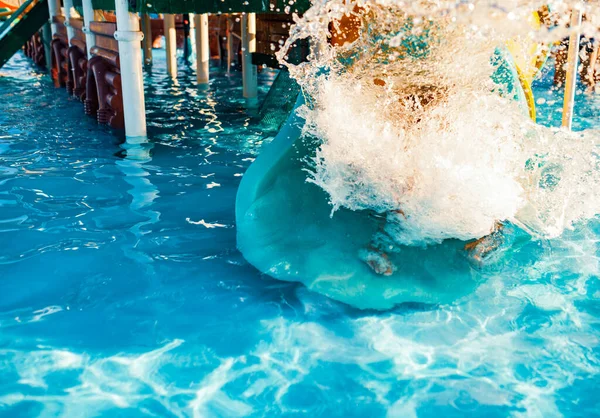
[89,21,116,37]
[90,46,119,68]
[71,38,86,52]
[69,17,83,30]
[52,14,65,24]
[94,34,118,52]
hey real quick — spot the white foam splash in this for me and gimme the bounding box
[186,218,229,228]
[278,0,600,246]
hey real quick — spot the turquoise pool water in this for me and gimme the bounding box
[1,51,600,417]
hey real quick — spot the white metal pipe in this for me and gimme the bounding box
[164,14,177,78]
[46,0,61,36]
[195,13,209,84]
[241,13,257,99]
[81,0,96,58]
[141,13,153,66]
[63,0,76,43]
[114,3,147,138]
[562,6,583,130]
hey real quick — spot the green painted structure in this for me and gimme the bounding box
[0,0,49,69]
[73,0,310,15]
[0,0,311,70]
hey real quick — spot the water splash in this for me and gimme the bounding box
[278,0,600,247]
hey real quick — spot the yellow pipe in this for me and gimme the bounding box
[515,64,537,122]
[562,6,583,130]
[505,9,554,123]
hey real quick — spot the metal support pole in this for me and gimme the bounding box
[195,13,209,84]
[164,14,177,78]
[188,13,196,63]
[81,0,96,58]
[216,16,222,62]
[226,15,233,74]
[241,13,257,100]
[46,0,61,36]
[63,0,76,43]
[562,6,583,130]
[182,13,190,60]
[141,13,153,66]
[42,22,52,68]
[182,13,196,62]
[114,4,147,138]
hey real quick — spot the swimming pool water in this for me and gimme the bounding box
[0,51,600,417]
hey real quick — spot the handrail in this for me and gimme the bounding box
[505,9,549,123]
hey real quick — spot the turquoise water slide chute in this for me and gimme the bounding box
[236,98,481,311]
[236,53,527,311]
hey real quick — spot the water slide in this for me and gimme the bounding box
[0,0,48,69]
[236,47,537,310]
[236,92,483,310]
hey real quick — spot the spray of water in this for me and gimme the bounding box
[277,0,600,247]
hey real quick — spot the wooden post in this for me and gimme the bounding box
[164,14,177,78]
[241,13,257,100]
[42,22,52,68]
[141,13,152,66]
[183,13,196,63]
[195,13,209,84]
[226,15,233,74]
[562,6,583,130]
[188,13,197,63]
